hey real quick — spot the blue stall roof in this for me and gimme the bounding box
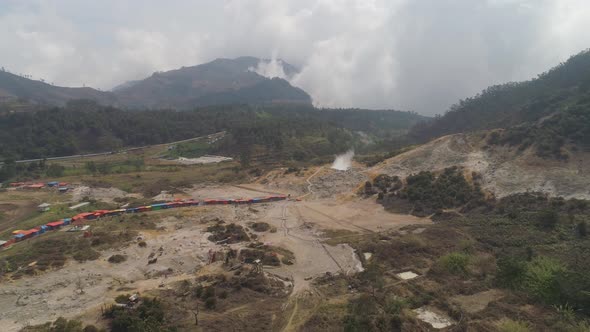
[14,234,25,239]
[151,203,168,207]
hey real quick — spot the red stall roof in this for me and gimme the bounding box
[73,212,93,220]
[46,221,65,227]
[21,229,38,236]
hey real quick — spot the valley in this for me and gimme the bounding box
[0,43,589,332]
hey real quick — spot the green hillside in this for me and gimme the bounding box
[0,103,425,164]
[410,49,590,157]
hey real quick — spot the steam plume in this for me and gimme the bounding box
[331,150,354,171]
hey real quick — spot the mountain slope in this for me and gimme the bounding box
[410,49,590,144]
[0,57,311,110]
[0,70,117,107]
[113,56,311,109]
[371,132,590,200]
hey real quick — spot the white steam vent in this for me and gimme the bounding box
[331,150,354,171]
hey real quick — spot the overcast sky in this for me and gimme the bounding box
[1,0,589,115]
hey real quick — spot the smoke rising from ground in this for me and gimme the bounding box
[331,150,355,171]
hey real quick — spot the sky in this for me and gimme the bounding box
[1,0,589,115]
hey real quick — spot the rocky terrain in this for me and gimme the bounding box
[372,132,590,199]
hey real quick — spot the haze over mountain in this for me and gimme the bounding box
[0,57,311,109]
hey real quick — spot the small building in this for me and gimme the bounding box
[21,229,38,239]
[38,203,51,212]
[72,212,94,222]
[46,220,65,229]
[58,187,69,193]
[92,210,111,218]
[27,183,45,189]
[47,181,59,187]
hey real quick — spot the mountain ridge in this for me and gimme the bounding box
[0,57,311,110]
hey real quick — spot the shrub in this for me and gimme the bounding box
[82,325,100,332]
[115,294,130,304]
[497,257,527,289]
[204,297,217,310]
[73,248,100,262]
[496,318,530,332]
[437,252,470,275]
[251,222,270,232]
[138,241,147,247]
[219,290,228,299]
[108,254,127,264]
[522,256,566,304]
[202,286,216,299]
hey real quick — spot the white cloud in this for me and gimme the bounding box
[0,0,589,114]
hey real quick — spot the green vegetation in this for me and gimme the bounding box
[496,319,531,332]
[373,167,483,216]
[0,215,154,278]
[21,317,103,332]
[343,294,403,331]
[250,222,270,232]
[359,168,590,330]
[0,104,424,162]
[207,222,250,243]
[410,49,590,150]
[0,201,115,239]
[436,252,470,275]
[108,254,127,264]
[487,100,590,159]
[164,140,211,158]
[103,297,176,332]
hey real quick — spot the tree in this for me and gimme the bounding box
[46,163,65,177]
[360,262,384,297]
[239,149,251,168]
[0,160,17,182]
[85,161,97,174]
[363,181,374,196]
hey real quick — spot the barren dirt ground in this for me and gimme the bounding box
[372,133,590,199]
[0,201,38,234]
[0,168,431,331]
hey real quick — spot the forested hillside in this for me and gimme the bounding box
[0,103,425,161]
[410,49,590,155]
[0,70,118,107]
[0,57,310,109]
